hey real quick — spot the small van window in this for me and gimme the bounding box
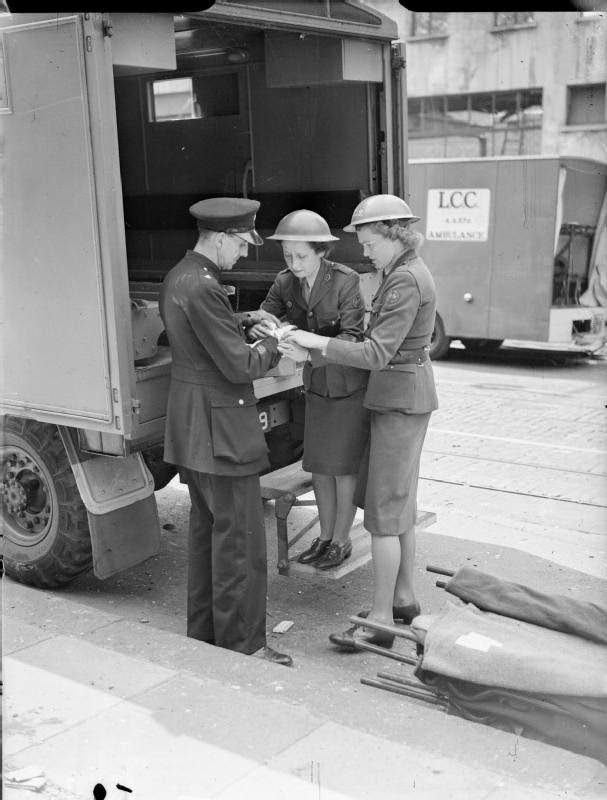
[150,73,239,123]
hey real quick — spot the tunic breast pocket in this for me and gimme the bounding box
[210,398,268,464]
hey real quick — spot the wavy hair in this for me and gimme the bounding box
[362,219,424,253]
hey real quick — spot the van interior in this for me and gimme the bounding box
[114,14,385,313]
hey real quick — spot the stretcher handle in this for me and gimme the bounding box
[349,615,419,642]
[353,640,419,664]
[361,677,444,706]
[426,564,455,577]
[376,671,437,697]
[435,580,448,589]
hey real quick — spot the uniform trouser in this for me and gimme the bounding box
[182,469,267,655]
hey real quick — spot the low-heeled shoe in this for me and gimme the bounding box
[315,540,352,570]
[328,627,394,651]
[297,537,331,564]
[261,646,293,667]
[328,628,357,651]
[392,602,421,625]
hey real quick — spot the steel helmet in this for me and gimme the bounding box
[343,194,420,232]
[267,209,340,242]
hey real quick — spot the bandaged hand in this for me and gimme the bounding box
[253,309,281,326]
[249,320,276,340]
[262,323,297,343]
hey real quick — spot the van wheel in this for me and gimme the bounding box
[461,338,504,353]
[1,417,92,588]
[429,313,451,360]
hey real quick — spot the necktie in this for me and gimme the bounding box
[301,279,310,304]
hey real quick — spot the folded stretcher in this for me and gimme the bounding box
[357,565,607,764]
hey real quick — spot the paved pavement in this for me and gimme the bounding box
[3,347,607,799]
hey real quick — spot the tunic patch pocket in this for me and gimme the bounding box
[210,399,268,465]
[364,364,437,413]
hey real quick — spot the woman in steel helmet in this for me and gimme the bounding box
[281,195,438,647]
[249,209,369,570]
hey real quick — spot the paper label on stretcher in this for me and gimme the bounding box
[455,631,504,652]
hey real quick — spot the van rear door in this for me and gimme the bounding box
[1,15,134,434]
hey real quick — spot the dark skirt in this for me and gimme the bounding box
[356,410,431,536]
[302,388,370,476]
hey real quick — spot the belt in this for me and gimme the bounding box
[389,346,430,366]
[171,364,240,387]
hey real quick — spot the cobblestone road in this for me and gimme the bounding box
[419,356,607,577]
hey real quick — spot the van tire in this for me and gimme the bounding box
[1,417,92,588]
[429,313,451,360]
[461,338,504,354]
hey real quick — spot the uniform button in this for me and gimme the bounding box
[238,399,244,405]
[307,311,313,317]
[309,328,315,332]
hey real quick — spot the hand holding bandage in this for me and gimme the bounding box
[247,309,282,339]
[250,321,297,346]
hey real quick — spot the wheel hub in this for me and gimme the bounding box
[2,478,27,513]
[1,447,53,542]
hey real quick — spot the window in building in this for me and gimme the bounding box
[566,83,606,125]
[494,12,535,28]
[408,88,543,159]
[410,12,448,37]
[150,72,239,123]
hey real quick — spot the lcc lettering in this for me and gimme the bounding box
[438,190,478,209]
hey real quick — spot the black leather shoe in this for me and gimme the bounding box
[328,627,394,651]
[328,628,357,651]
[261,646,293,667]
[297,537,331,564]
[361,631,395,649]
[392,603,421,625]
[315,540,352,570]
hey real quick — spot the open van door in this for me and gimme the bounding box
[1,15,134,434]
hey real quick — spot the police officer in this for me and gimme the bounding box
[159,197,293,666]
[281,195,438,650]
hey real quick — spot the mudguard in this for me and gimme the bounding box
[58,427,161,578]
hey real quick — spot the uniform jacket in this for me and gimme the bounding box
[261,259,368,397]
[325,249,439,414]
[159,249,280,475]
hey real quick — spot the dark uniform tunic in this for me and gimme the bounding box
[159,249,280,654]
[261,259,369,474]
[324,249,439,535]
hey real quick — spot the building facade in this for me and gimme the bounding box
[366,4,607,163]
